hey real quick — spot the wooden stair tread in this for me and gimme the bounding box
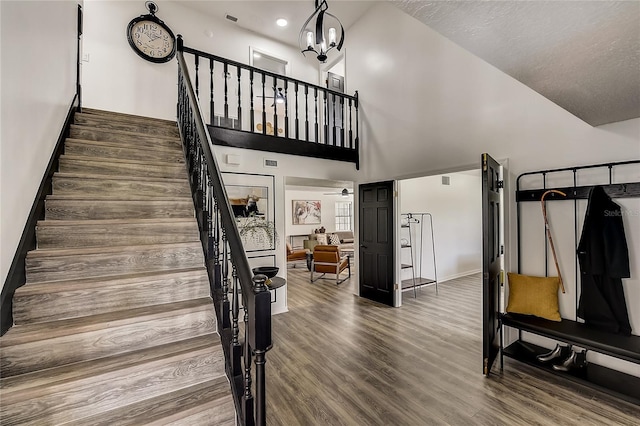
[74,112,180,131]
[53,172,189,185]
[80,108,178,126]
[65,138,184,155]
[71,124,180,141]
[0,338,225,424]
[15,267,207,296]
[60,154,186,168]
[46,194,194,201]
[64,377,232,426]
[0,298,213,347]
[27,241,202,259]
[0,334,220,393]
[36,218,197,227]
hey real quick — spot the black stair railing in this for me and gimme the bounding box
[178,37,359,152]
[177,38,271,426]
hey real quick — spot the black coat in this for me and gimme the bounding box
[577,186,632,335]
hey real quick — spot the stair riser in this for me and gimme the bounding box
[1,307,215,377]
[70,126,182,150]
[13,272,210,324]
[65,140,185,163]
[74,115,180,137]
[26,244,204,283]
[36,222,200,249]
[59,157,187,179]
[0,347,224,425]
[45,199,195,220]
[53,176,191,198]
[81,108,177,128]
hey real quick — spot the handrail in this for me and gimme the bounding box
[182,45,357,101]
[176,36,271,426]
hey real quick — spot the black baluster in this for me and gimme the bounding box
[348,98,353,149]
[304,85,309,142]
[295,82,299,140]
[221,230,230,329]
[314,87,318,143]
[261,73,266,135]
[250,70,255,133]
[340,96,345,147]
[284,81,289,138]
[242,303,254,423]
[355,91,360,170]
[332,93,337,146]
[231,264,242,376]
[194,55,199,98]
[324,90,329,145]
[273,77,278,136]
[224,62,229,120]
[237,66,242,130]
[209,58,214,124]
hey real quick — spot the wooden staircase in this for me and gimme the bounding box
[0,109,235,425]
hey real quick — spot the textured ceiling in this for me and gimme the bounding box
[391,0,640,126]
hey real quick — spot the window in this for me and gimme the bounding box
[335,201,352,231]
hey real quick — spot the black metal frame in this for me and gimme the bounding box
[502,159,640,404]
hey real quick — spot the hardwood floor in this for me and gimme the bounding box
[267,270,640,425]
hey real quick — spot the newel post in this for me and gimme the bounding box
[250,274,272,426]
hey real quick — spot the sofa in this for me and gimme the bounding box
[303,231,354,253]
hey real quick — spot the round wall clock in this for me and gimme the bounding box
[126,1,176,63]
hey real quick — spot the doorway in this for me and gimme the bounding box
[397,169,484,306]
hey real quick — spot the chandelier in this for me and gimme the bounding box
[299,0,344,63]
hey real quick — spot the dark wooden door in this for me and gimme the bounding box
[326,71,344,146]
[359,181,395,306]
[482,153,502,376]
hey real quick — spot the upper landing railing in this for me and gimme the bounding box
[177,36,360,168]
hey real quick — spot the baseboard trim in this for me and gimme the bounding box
[439,269,482,283]
[1,94,78,336]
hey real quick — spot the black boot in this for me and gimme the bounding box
[552,349,588,372]
[537,344,572,363]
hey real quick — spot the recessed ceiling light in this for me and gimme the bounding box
[253,53,261,58]
[276,18,288,27]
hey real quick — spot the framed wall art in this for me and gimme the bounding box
[222,172,276,252]
[292,200,321,225]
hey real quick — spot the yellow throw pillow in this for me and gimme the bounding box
[506,273,561,322]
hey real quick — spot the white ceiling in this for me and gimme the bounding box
[175,1,640,127]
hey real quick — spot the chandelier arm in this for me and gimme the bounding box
[325,11,345,51]
[315,9,326,46]
[298,1,325,56]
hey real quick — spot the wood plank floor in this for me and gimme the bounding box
[267,269,640,425]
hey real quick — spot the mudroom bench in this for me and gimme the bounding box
[501,313,640,404]
[505,160,640,405]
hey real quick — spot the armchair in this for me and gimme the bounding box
[286,242,309,268]
[310,245,351,285]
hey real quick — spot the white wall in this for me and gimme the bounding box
[400,171,482,283]
[1,0,80,285]
[285,188,354,238]
[82,0,319,121]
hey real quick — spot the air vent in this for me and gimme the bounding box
[264,159,278,168]
[225,14,238,22]
[442,176,450,185]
